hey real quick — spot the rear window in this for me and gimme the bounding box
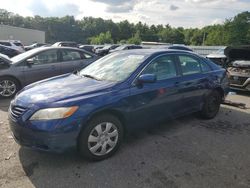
[0,42,11,46]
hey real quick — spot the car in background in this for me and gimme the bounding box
[95,45,120,56]
[167,45,193,52]
[109,45,142,53]
[24,43,48,51]
[225,46,250,91]
[52,41,78,48]
[206,48,227,66]
[92,45,105,54]
[8,49,229,160]
[0,47,98,98]
[0,44,20,57]
[79,45,95,53]
[0,40,25,53]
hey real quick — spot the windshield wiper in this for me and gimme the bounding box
[82,74,102,81]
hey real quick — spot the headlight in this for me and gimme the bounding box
[30,106,78,120]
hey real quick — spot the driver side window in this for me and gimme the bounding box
[142,55,177,80]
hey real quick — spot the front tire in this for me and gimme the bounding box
[200,90,222,119]
[78,114,124,161]
[0,77,20,98]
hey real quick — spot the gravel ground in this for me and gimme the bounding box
[0,93,250,188]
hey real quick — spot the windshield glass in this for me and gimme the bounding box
[11,48,42,63]
[79,52,148,82]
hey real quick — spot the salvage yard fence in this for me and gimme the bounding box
[189,46,226,56]
[142,44,226,57]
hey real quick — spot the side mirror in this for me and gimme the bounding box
[26,58,34,66]
[26,58,34,65]
[137,74,156,85]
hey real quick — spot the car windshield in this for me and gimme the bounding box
[79,52,148,82]
[11,48,42,63]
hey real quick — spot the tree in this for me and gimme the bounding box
[90,31,113,44]
[127,30,141,44]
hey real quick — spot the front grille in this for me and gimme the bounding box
[229,76,248,86]
[9,105,27,119]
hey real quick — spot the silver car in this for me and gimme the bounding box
[0,47,98,98]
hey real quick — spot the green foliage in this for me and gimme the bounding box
[127,31,141,44]
[90,31,113,44]
[0,9,249,46]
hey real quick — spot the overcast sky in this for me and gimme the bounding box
[1,0,249,28]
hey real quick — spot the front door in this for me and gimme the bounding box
[23,49,61,85]
[127,54,183,127]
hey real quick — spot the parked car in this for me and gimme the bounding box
[167,45,193,52]
[8,49,229,160]
[109,45,142,53]
[0,44,20,57]
[225,46,250,91]
[0,40,25,53]
[0,47,98,98]
[92,45,105,54]
[95,45,119,56]
[52,41,78,48]
[24,43,48,51]
[206,48,227,66]
[78,45,95,53]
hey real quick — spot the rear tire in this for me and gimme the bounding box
[200,90,222,119]
[0,77,20,98]
[78,114,124,161]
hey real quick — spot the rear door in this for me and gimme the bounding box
[23,49,61,85]
[176,54,211,112]
[59,49,95,74]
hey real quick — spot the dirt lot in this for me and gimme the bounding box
[0,93,250,188]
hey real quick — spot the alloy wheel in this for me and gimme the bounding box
[0,80,16,97]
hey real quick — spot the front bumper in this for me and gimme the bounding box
[9,116,82,153]
[228,74,250,92]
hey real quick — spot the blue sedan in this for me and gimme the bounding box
[8,49,229,160]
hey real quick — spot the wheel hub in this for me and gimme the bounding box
[88,122,119,156]
[0,80,16,97]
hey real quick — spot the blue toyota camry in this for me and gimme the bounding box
[9,49,229,160]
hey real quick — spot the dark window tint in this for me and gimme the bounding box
[178,55,201,75]
[62,50,81,61]
[0,42,11,46]
[143,55,177,80]
[32,50,58,65]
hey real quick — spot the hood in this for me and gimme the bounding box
[232,60,250,68]
[15,74,115,106]
[224,46,250,60]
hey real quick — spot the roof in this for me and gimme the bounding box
[114,48,197,56]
